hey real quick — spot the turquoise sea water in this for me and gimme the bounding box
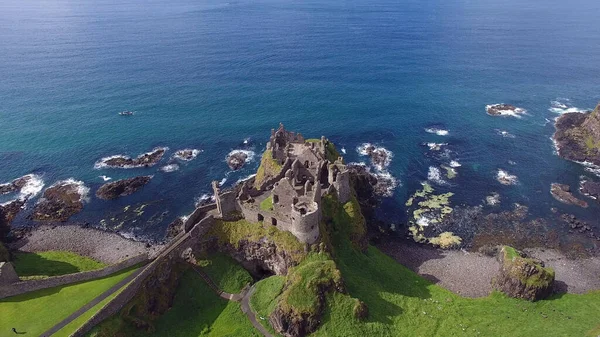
[1,0,600,241]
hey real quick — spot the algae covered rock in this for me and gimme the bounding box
[493,246,555,301]
[553,103,600,166]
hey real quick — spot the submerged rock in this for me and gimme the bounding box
[227,150,248,170]
[173,148,200,161]
[96,176,152,200]
[493,246,555,301]
[32,180,88,222]
[96,147,166,169]
[553,103,600,166]
[550,183,588,208]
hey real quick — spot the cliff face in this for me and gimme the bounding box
[216,238,299,276]
[553,103,600,166]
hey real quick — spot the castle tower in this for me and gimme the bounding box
[333,169,351,204]
[290,200,320,244]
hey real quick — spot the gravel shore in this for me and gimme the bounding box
[378,238,600,297]
[10,225,163,264]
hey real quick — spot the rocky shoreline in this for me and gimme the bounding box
[96,176,152,200]
[10,225,162,264]
[95,147,167,169]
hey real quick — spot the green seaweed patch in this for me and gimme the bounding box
[405,183,455,247]
[429,232,462,249]
[441,165,457,179]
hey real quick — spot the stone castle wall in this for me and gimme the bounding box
[0,253,149,299]
[290,203,320,244]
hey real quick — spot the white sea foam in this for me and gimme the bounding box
[243,138,250,145]
[373,171,400,197]
[219,177,227,186]
[548,99,588,114]
[425,143,447,151]
[486,104,527,118]
[237,174,257,183]
[160,164,180,172]
[427,166,447,185]
[486,192,501,206]
[416,215,432,228]
[356,143,393,171]
[496,169,518,185]
[173,148,202,161]
[18,174,45,200]
[195,193,215,206]
[424,128,449,136]
[495,129,516,138]
[99,175,112,182]
[341,147,347,154]
[449,160,461,168]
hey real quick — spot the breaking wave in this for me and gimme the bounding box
[173,148,202,161]
[495,129,516,138]
[486,104,527,118]
[160,164,180,172]
[424,127,449,136]
[449,160,461,168]
[496,169,518,185]
[549,99,588,114]
[427,166,447,185]
[356,143,393,171]
[227,149,256,163]
[50,178,91,203]
[18,174,45,200]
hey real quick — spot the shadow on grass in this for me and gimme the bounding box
[0,264,142,303]
[12,252,81,277]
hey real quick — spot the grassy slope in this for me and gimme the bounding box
[0,265,138,336]
[88,253,257,337]
[197,253,253,293]
[252,195,600,337]
[12,250,107,278]
[94,270,260,337]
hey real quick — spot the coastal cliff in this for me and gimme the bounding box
[553,103,600,166]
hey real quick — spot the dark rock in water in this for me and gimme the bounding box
[493,246,555,301]
[361,144,390,170]
[553,103,600,166]
[98,148,166,169]
[550,183,588,208]
[0,175,32,195]
[580,179,600,201]
[227,151,248,170]
[173,149,199,161]
[485,103,526,117]
[165,217,184,241]
[32,181,87,222]
[96,176,152,200]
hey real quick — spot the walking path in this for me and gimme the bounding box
[241,285,275,337]
[40,267,144,337]
[190,264,274,337]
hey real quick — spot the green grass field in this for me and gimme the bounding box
[12,250,107,278]
[0,265,138,336]
[197,253,253,293]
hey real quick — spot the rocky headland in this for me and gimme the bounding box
[550,183,588,208]
[95,147,167,169]
[96,176,152,200]
[553,103,600,166]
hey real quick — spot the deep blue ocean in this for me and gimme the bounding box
[1,0,600,242]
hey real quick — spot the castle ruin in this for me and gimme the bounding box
[212,123,351,245]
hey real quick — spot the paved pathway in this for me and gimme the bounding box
[40,267,144,337]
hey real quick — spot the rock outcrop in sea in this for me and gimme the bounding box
[31,180,88,222]
[95,147,167,169]
[493,246,555,301]
[580,179,600,200]
[226,150,253,170]
[486,104,527,117]
[550,183,588,208]
[0,175,32,195]
[553,103,600,166]
[96,176,152,200]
